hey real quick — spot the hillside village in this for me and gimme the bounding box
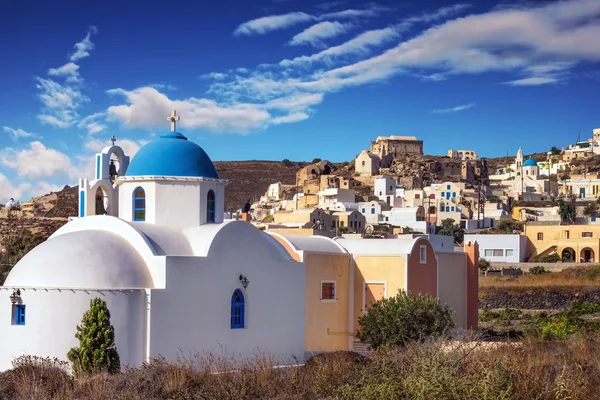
[3,129,600,266]
[243,128,600,264]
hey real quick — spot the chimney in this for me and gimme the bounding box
[464,240,479,330]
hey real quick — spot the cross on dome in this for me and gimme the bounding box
[167,110,180,132]
[110,135,117,145]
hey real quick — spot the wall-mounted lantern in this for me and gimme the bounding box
[9,289,20,304]
[239,274,250,289]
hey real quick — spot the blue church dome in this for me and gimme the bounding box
[125,132,219,179]
[523,158,537,167]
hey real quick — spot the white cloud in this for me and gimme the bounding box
[199,72,228,80]
[3,127,36,140]
[432,103,475,113]
[48,62,81,83]
[0,173,31,204]
[36,77,88,127]
[84,138,145,157]
[148,83,178,91]
[503,77,559,86]
[401,4,472,25]
[0,142,74,179]
[69,27,98,62]
[280,26,400,67]
[233,5,388,36]
[234,12,315,36]
[271,112,310,125]
[289,21,354,47]
[78,112,107,135]
[319,5,390,20]
[293,0,600,92]
[107,87,272,134]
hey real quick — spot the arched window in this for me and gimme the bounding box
[231,289,245,329]
[133,187,146,222]
[207,190,215,223]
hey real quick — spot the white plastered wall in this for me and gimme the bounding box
[0,289,146,371]
[148,223,306,363]
[119,179,226,229]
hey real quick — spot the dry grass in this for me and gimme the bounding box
[2,338,600,399]
[480,266,600,293]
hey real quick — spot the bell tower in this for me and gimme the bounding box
[78,136,130,218]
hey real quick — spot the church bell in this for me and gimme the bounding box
[109,160,118,180]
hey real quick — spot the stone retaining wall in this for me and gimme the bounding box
[479,290,600,310]
[489,262,595,273]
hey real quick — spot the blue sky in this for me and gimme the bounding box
[1,0,600,202]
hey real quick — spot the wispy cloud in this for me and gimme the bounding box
[69,26,98,62]
[78,112,107,135]
[504,77,559,86]
[109,0,600,135]
[432,103,475,114]
[48,62,81,83]
[233,4,388,36]
[280,26,400,67]
[234,12,315,36]
[36,28,97,128]
[289,21,354,47]
[148,83,178,90]
[3,126,37,140]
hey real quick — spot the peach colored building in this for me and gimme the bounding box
[269,234,479,352]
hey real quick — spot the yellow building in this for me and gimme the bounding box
[562,176,600,199]
[524,222,600,262]
[331,211,366,234]
[270,234,479,352]
[273,208,332,228]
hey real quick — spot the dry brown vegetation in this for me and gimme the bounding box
[480,266,600,293]
[2,337,600,399]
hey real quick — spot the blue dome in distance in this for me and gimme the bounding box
[125,132,219,179]
[523,158,537,167]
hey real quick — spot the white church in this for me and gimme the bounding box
[0,112,305,370]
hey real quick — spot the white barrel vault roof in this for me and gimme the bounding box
[4,230,154,289]
[334,237,424,256]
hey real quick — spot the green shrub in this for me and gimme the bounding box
[538,316,579,340]
[529,266,549,275]
[536,253,561,263]
[356,290,455,349]
[585,266,600,280]
[281,158,294,168]
[570,301,600,315]
[479,258,491,272]
[262,214,274,223]
[67,298,120,377]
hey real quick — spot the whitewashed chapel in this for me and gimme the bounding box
[0,112,305,370]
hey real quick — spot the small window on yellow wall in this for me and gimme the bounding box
[420,245,427,264]
[537,233,543,241]
[321,281,336,301]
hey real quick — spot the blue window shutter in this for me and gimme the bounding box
[133,187,146,222]
[231,289,245,329]
[16,305,26,325]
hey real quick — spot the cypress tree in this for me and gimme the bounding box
[67,297,120,376]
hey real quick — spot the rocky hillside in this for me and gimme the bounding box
[214,161,303,212]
